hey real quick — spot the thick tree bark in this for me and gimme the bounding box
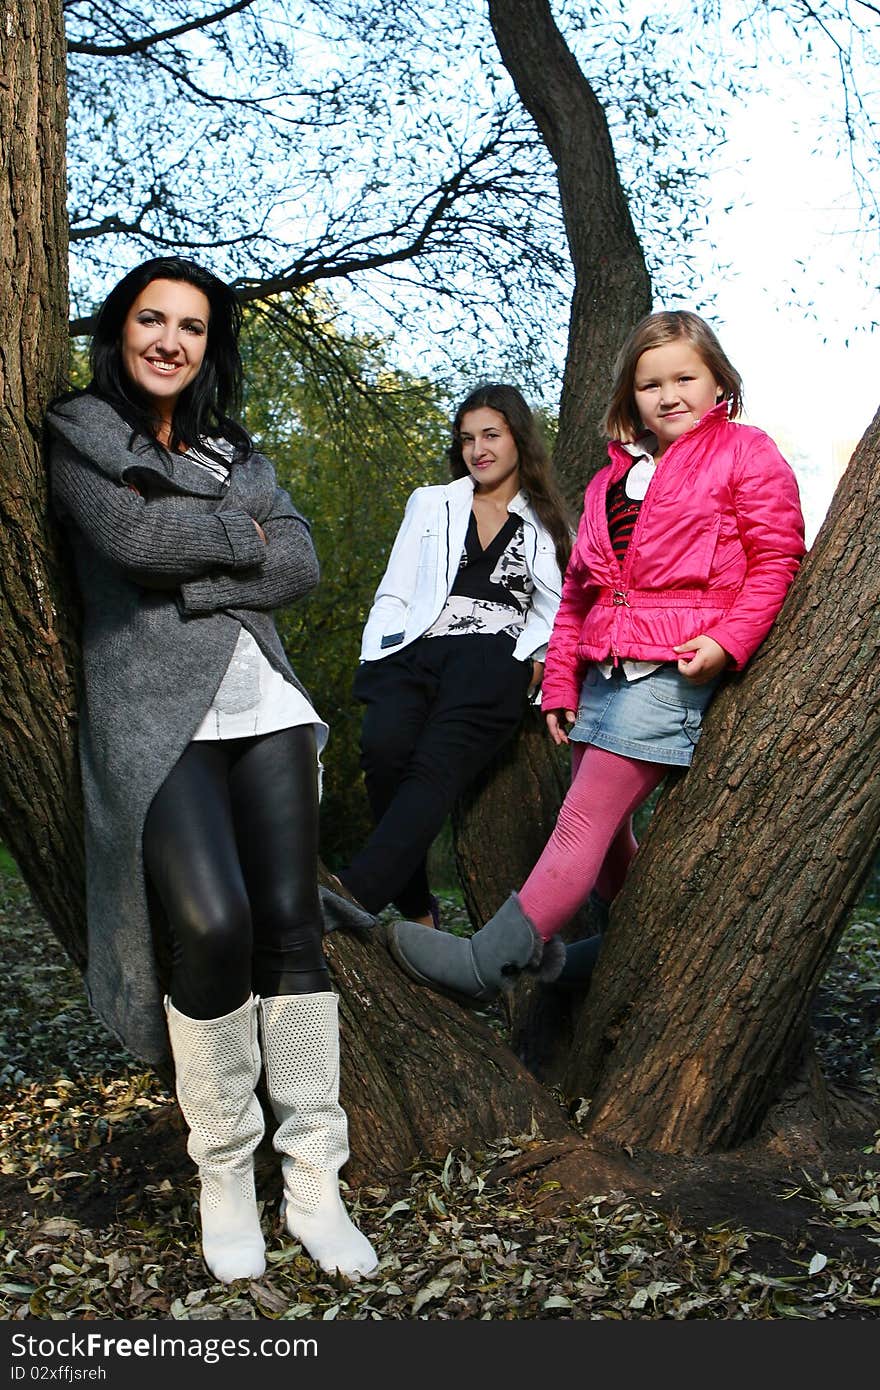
[326,921,570,1183]
[0,1,84,964]
[564,410,880,1152]
[488,0,652,500]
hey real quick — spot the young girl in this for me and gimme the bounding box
[387,311,805,997]
[335,383,571,926]
[48,257,377,1284]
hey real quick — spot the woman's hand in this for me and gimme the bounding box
[674,635,729,684]
[527,659,545,692]
[546,709,576,745]
[252,520,267,544]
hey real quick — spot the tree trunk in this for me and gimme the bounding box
[451,0,653,1038]
[326,920,570,1183]
[564,410,880,1152]
[0,1,85,964]
[488,0,652,500]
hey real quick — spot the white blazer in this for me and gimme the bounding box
[359,476,563,664]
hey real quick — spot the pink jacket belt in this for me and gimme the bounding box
[593,586,739,609]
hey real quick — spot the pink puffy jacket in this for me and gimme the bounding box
[541,404,805,714]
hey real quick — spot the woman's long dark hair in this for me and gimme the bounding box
[449,383,572,579]
[88,256,251,456]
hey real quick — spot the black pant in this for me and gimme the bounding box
[143,726,329,1019]
[341,634,532,916]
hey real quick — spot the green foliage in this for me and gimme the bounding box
[239,298,450,861]
[69,340,89,390]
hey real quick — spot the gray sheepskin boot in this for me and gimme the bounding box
[386,892,565,1001]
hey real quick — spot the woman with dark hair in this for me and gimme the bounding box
[335,383,571,926]
[47,256,377,1285]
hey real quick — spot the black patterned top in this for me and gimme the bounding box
[423,511,533,640]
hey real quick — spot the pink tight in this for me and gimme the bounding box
[518,744,666,942]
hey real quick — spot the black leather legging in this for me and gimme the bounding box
[143,726,329,1018]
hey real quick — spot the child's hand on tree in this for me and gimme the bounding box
[674,635,729,684]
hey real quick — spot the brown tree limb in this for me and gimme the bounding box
[66,1,257,57]
[488,0,652,497]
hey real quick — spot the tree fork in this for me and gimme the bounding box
[326,923,571,1183]
[565,411,880,1153]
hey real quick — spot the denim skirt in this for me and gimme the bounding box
[569,663,721,766]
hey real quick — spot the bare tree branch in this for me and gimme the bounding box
[67,136,518,334]
[67,0,257,56]
[69,213,262,251]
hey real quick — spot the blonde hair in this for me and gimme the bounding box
[602,310,743,442]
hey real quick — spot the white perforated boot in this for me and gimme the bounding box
[259,992,378,1279]
[165,995,266,1283]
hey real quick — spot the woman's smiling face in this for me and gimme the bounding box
[121,278,210,421]
[458,407,520,494]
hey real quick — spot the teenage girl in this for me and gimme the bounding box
[48,257,377,1284]
[387,311,805,997]
[336,384,571,926]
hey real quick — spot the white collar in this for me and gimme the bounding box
[618,440,657,502]
[621,434,657,461]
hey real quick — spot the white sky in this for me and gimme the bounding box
[670,54,879,545]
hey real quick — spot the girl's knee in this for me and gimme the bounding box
[360,720,415,771]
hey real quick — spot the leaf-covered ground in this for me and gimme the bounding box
[1,868,878,1321]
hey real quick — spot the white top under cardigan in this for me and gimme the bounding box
[186,443,328,751]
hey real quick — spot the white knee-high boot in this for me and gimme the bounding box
[259,992,378,1279]
[165,995,266,1283]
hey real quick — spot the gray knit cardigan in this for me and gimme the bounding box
[48,393,324,1065]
